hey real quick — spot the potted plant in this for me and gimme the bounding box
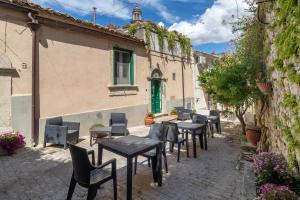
[257,82,272,95]
[144,112,154,126]
[0,131,26,155]
[170,108,177,119]
[246,125,261,146]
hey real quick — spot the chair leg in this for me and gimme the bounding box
[134,156,138,175]
[87,185,98,200]
[177,143,181,162]
[163,150,168,173]
[169,143,174,153]
[64,143,67,150]
[90,135,93,147]
[182,133,185,145]
[67,172,76,200]
[113,173,117,200]
[148,157,151,167]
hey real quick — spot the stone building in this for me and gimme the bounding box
[126,4,195,113]
[192,51,219,111]
[0,0,194,145]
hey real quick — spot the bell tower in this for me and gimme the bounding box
[132,0,142,23]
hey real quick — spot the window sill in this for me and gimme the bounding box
[108,85,139,96]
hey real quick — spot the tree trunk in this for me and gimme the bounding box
[235,106,247,135]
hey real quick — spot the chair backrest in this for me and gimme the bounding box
[210,110,220,117]
[110,113,126,124]
[46,117,62,126]
[192,114,208,125]
[147,123,168,143]
[69,144,93,185]
[162,121,180,143]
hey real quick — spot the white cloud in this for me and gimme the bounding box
[169,0,252,45]
[158,21,165,27]
[32,0,131,19]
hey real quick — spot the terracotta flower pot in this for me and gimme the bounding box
[144,116,154,126]
[170,114,178,120]
[246,128,261,146]
[257,82,272,95]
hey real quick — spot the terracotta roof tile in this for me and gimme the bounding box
[6,0,144,43]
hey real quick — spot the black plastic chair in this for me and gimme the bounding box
[192,114,208,144]
[67,144,117,200]
[134,123,169,174]
[175,107,192,121]
[109,113,128,136]
[208,110,221,137]
[162,121,187,162]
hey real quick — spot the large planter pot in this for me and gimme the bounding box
[0,146,8,156]
[246,128,261,146]
[257,82,272,95]
[144,117,154,126]
[170,114,178,120]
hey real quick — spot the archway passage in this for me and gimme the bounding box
[151,79,161,113]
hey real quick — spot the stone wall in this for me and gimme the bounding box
[259,1,300,170]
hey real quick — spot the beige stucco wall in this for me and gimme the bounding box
[38,25,149,118]
[0,7,33,142]
[148,51,194,112]
[0,7,33,95]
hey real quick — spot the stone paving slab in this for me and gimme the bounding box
[0,123,254,200]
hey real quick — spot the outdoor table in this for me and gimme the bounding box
[90,126,112,146]
[97,135,163,200]
[177,122,206,158]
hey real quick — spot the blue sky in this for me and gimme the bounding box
[32,0,250,54]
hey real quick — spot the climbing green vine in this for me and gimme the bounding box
[127,23,137,36]
[130,21,192,59]
[270,0,300,172]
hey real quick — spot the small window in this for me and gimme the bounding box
[172,73,176,80]
[200,56,206,64]
[194,56,199,64]
[113,48,134,85]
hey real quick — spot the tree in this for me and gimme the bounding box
[199,55,260,134]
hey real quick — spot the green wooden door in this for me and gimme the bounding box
[151,79,161,113]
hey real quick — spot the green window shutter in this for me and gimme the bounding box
[130,52,134,85]
[113,49,117,85]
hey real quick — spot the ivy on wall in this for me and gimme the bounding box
[127,21,192,59]
[264,0,300,172]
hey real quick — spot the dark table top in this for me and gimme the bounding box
[98,135,161,158]
[177,122,205,130]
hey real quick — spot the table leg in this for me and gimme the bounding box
[90,132,92,147]
[151,156,158,183]
[185,131,189,157]
[127,157,133,200]
[192,131,197,158]
[204,127,208,150]
[200,133,204,149]
[97,145,103,165]
[157,144,162,186]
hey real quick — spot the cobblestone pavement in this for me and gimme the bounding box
[0,122,254,200]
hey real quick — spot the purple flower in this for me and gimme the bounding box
[257,183,299,200]
[253,152,287,176]
[0,131,26,154]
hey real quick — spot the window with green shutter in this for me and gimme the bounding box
[113,47,134,85]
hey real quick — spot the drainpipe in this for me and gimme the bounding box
[181,59,185,107]
[28,12,39,146]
